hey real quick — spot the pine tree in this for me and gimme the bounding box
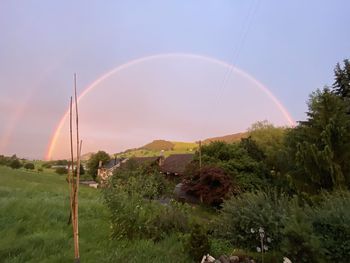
[333,59,350,105]
[293,88,350,190]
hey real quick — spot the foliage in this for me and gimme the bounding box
[240,136,266,162]
[213,190,290,250]
[311,191,350,262]
[209,238,232,258]
[24,162,35,170]
[286,88,350,191]
[0,155,11,166]
[197,141,272,192]
[280,201,324,263]
[112,167,172,199]
[55,166,68,175]
[333,59,350,101]
[74,164,85,175]
[9,159,22,169]
[183,224,210,261]
[41,162,52,168]
[104,167,189,241]
[87,150,110,180]
[248,121,287,173]
[182,165,236,206]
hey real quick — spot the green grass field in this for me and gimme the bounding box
[0,166,190,263]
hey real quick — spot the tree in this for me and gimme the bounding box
[248,121,287,172]
[24,163,35,170]
[87,151,110,180]
[182,165,236,206]
[9,159,22,169]
[333,59,350,100]
[287,88,350,191]
[240,136,266,162]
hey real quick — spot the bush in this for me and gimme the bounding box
[209,238,232,258]
[104,187,189,241]
[41,162,52,168]
[24,163,35,170]
[184,224,210,261]
[182,165,236,206]
[9,159,22,169]
[280,201,324,263]
[55,167,68,175]
[213,190,290,251]
[104,169,189,241]
[311,192,350,262]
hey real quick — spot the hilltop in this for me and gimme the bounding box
[114,132,247,158]
[202,132,248,145]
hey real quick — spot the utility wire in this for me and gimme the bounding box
[215,0,260,105]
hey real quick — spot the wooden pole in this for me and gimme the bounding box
[199,140,202,170]
[68,97,74,226]
[73,73,80,262]
[67,74,82,262]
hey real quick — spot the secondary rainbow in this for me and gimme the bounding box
[46,53,295,160]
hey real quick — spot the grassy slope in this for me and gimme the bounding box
[0,166,190,263]
[116,141,198,158]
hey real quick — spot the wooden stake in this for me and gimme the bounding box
[67,74,81,262]
[68,96,74,226]
[73,73,80,262]
[199,140,202,170]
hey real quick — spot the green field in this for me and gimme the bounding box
[0,166,190,263]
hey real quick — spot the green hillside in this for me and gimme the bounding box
[114,133,247,158]
[116,140,198,158]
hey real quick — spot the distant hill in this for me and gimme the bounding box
[116,140,198,158]
[141,140,175,151]
[202,132,248,145]
[115,132,247,158]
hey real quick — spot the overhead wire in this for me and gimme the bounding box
[215,0,260,105]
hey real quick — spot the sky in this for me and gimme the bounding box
[0,1,349,160]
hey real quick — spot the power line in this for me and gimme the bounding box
[215,0,261,105]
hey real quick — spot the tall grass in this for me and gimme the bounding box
[0,166,190,263]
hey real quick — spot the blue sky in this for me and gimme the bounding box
[0,1,349,158]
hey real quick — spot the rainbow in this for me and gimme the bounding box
[45,53,295,160]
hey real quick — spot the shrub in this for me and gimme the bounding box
[41,162,52,168]
[209,238,232,258]
[24,163,35,170]
[311,191,350,262]
[9,159,22,169]
[213,190,290,251]
[55,167,68,175]
[184,224,210,261]
[104,169,189,241]
[104,186,189,241]
[182,165,236,206]
[280,201,324,263]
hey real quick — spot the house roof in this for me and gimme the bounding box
[161,154,194,175]
[129,156,161,165]
[103,159,121,169]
